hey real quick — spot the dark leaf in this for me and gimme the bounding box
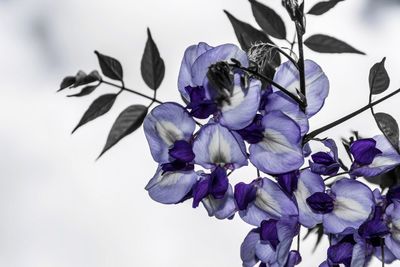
[98,105,148,158]
[73,70,102,87]
[308,0,345,15]
[369,58,390,95]
[224,10,273,51]
[72,94,118,133]
[304,34,365,55]
[249,0,286,39]
[141,28,165,90]
[374,112,400,153]
[365,166,400,189]
[95,51,123,81]
[302,224,325,251]
[58,76,75,91]
[67,84,100,97]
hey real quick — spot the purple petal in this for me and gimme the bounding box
[327,242,353,266]
[202,185,236,219]
[249,111,304,174]
[178,42,213,100]
[191,43,248,87]
[144,102,196,163]
[276,170,299,196]
[145,168,198,204]
[254,178,298,220]
[324,178,374,234]
[192,177,211,208]
[235,182,257,211]
[350,138,382,165]
[237,114,265,144]
[219,75,261,130]
[209,166,229,199]
[260,219,279,249]
[168,140,195,162]
[241,230,260,267]
[193,122,247,169]
[272,60,329,118]
[385,200,400,259]
[276,217,299,266]
[306,192,335,214]
[293,170,324,228]
[285,251,301,267]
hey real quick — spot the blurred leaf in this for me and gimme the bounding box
[67,84,100,97]
[98,105,148,158]
[303,224,325,252]
[369,58,390,95]
[141,28,165,90]
[58,76,75,91]
[365,166,400,189]
[95,51,123,81]
[73,70,102,87]
[72,94,118,133]
[307,0,345,15]
[374,112,400,153]
[224,10,273,51]
[304,34,365,55]
[250,0,286,39]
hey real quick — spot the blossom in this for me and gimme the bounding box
[309,139,341,176]
[235,178,298,226]
[384,199,400,259]
[307,178,374,234]
[178,42,261,130]
[350,135,400,178]
[240,217,300,267]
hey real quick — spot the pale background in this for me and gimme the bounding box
[1,0,400,266]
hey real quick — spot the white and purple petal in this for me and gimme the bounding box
[178,42,213,99]
[193,122,247,169]
[144,102,196,163]
[219,75,261,130]
[202,184,236,219]
[249,111,304,174]
[273,60,329,118]
[145,168,198,204]
[324,178,374,234]
[293,170,324,228]
[241,230,260,267]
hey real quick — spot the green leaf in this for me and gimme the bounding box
[98,105,148,158]
[67,84,100,97]
[141,28,165,90]
[308,0,345,16]
[374,112,399,153]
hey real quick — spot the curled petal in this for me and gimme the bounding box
[324,178,374,234]
[144,102,196,163]
[145,168,198,204]
[241,230,260,267]
[193,122,247,169]
[219,75,261,130]
[273,60,329,118]
[202,185,236,219]
[351,135,400,177]
[249,111,304,174]
[178,42,213,99]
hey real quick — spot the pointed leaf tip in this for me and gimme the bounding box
[369,57,390,95]
[141,28,165,90]
[249,0,286,39]
[72,94,118,134]
[304,34,365,55]
[98,104,148,158]
[95,51,123,81]
[308,0,345,16]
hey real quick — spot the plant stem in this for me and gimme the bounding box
[381,238,385,267]
[297,229,301,252]
[296,25,307,104]
[232,65,307,109]
[323,171,349,182]
[304,88,400,142]
[101,80,163,104]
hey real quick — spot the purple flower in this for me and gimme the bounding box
[178,43,261,130]
[143,102,196,164]
[309,139,341,176]
[240,217,300,267]
[192,122,248,170]
[350,135,400,177]
[236,178,298,226]
[307,178,375,234]
[249,111,304,174]
[145,167,198,204]
[276,170,299,196]
[384,199,400,259]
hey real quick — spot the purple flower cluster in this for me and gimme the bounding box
[143,42,400,266]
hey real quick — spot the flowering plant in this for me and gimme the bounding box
[58,0,400,266]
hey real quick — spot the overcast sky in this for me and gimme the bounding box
[1,0,400,266]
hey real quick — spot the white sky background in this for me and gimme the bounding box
[1,0,400,266]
